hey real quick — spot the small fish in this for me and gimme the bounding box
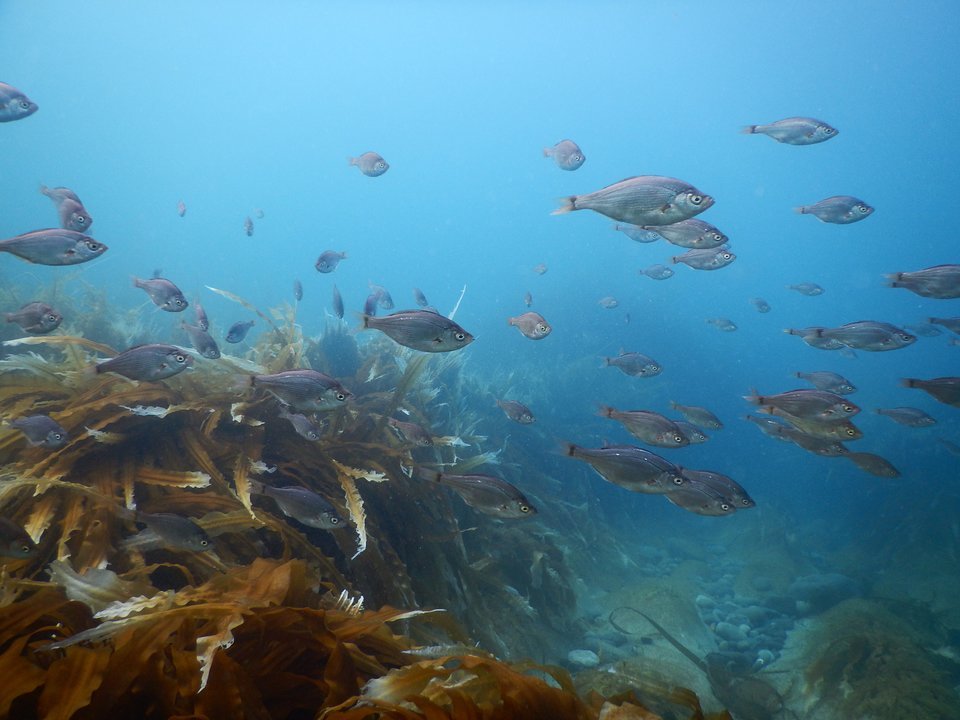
[875,407,936,427]
[901,377,960,408]
[133,511,211,552]
[4,301,62,334]
[278,408,324,441]
[133,276,188,312]
[363,292,381,317]
[496,399,535,424]
[815,321,915,352]
[795,371,856,395]
[642,218,728,249]
[177,200,187,217]
[599,406,688,448]
[669,402,722,429]
[784,326,848,350]
[745,389,860,421]
[675,421,709,444]
[293,279,303,301]
[0,81,39,122]
[554,175,713,227]
[420,470,536,519]
[363,310,474,352]
[787,282,824,296]
[564,443,684,494]
[243,216,254,236]
[598,296,619,309]
[386,417,434,447]
[9,414,68,449]
[614,223,662,243]
[523,291,533,307]
[641,264,674,280]
[368,283,394,309]
[244,369,352,412]
[0,229,107,265]
[40,187,94,232]
[332,285,344,319]
[96,344,193,381]
[533,263,548,275]
[779,425,851,455]
[603,351,661,378]
[315,250,347,273]
[742,117,838,145]
[664,483,736,516]
[0,517,37,559]
[679,468,754,508]
[255,208,265,219]
[225,320,255,343]
[750,297,771,313]
[508,311,551,340]
[543,139,585,171]
[795,195,873,224]
[844,452,900,478]
[413,288,429,307]
[780,415,863,442]
[672,247,736,271]
[250,480,345,529]
[706,317,737,332]
[887,264,960,299]
[181,321,220,359]
[929,317,960,335]
[349,151,389,176]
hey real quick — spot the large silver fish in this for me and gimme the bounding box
[603,351,661,377]
[742,117,838,145]
[887,264,960,299]
[0,229,107,265]
[131,512,211,552]
[600,406,688,448]
[181,322,220,359]
[669,402,723,429]
[843,452,900,478]
[678,468,754,509]
[642,218,728,249]
[553,175,713,226]
[496,399,535,424]
[363,310,474,352]
[134,276,188,312]
[745,389,860,421]
[96,344,193,381]
[244,369,352,412]
[249,480,345,530]
[794,371,856,395]
[0,81,38,122]
[672,247,735,271]
[420,470,536,519]
[564,443,683,494]
[875,407,936,427]
[508,311,551,340]
[40,185,94,232]
[815,321,915,351]
[901,377,960,407]
[795,195,873,224]
[315,250,347,273]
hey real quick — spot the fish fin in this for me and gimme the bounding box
[359,313,373,329]
[740,125,758,134]
[542,147,552,157]
[347,156,358,166]
[793,206,808,214]
[597,405,615,418]
[884,272,902,286]
[247,478,265,495]
[561,442,578,457]
[551,196,577,215]
[900,378,918,389]
[414,467,443,484]
[671,256,680,264]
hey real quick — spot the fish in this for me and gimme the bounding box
[194,302,209,331]
[543,139,585,171]
[599,406,688,448]
[249,480,345,529]
[363,292,381,317]
[349,151,389,176]
[523,291,533,306]
[386,417,434,447]
[533,263,548,275]
[844,452,900,478]
[784,327,847,350]
[496,399,535,424]
[814,321,916,351]
[929,317,960,334]
[641,264,674,280]
[0,229,107,265]
[706,317,737,332]
[4,301,62,334]
[613,223,662,243]
[133,276,188,312]
[875,407,936,427]
[225,320,255,343]
[779,425,850,456]
[642,218,728,249]
[554,175,714,226]
[369,283,395,309]
[787,282,825,296]
[679,468,754,509]
[420,470,536,519]
[795,195,873,224]
[672,247,736,271]
[665,482,737,516]
[255,208,264,219]
[413,288,429,307]
[0,81,38,122]
[750,297,771,313]
[177,200,187,217]
[901,377,960,407]
[905,323,942,337]
[675,421,709,444]
[332,285,344,318]
[745,389,860,421]
[362,310,474,352]
[598,296,619,309]
[744,414,793,442]
[315,250,347,273]
[278,408,324,441]
[40,186,94,232]
[563,443,684,494]
[181,322,221,359]
[603,351,661,378]
[669,402,723,429]
[886,264,960,299]
[293,280,303,301]
[244,369,352,412]
[0,517,37,559]
[9,414,68,449]
[243,216,254,236]
[778,414,863,442]
[507,311,551,340]
[742,116,838,145]
[131,511,211,552]
[795,371,856,395]
[938,438,960,457]
[96,344,193,381]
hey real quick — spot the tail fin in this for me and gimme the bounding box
[551,196,577,215]
[347,157,358,166]
[900,378,919,389]
[793,206,809,214]
[597,405,615,418]
[741,125,758,134]
[885,272,903,287]
[542,147,552,158]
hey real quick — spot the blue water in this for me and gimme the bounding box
[3,0,960,709]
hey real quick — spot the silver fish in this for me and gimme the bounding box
[887,264,960,299]
[387,417,434,447]
[96,344,193,381]
[4,301,62,334]
[177,200,187,217]
[553,175,714,226]
[543,139,585,171]
[664,483,736,517]
[246,369,352,412]
[603,351,661,378]
[778,414,863,442]
[496,399,535,424]
[194,302,209,331]
[746,389,860,421]
[255,208,265,219]
[244,216,254,236]
[523,291,533,306]
[278,408,324,441]
[0,81,38,122]
[600,406,688,448]
[225,320,255,343]
[794,371,856,395]
[678,468,754,508]
[675,421,709,444]
[642,218,728,249]
[614,223,662,243]
[672,247,736,271]
[875,407,936,427]
[844,452,900,478]
[901,377,960,407]
[744,414,794,443]
[315,250,347,273]
[508,311,551,340]
[669,402,722,429]
[742,117,838,145]
[413,288,429,307]
[9,414,68,449]
[349,151,389,176]
[929,317,960,334]
[564,443,683,494]
[293,279,303,301]
[421,470,536,519]
[363,291,381,317]
[0,517,37,559]
[779,425,850,456]
[332,285,344,319]
[41,186,94,232]
[787,282,824,296]
[816,321,915,351]
[795,195,873,224]
[598,296,619,309]
[533,263,548,275]
[750,297,771,313]
[250,481,345,529]
[784,327,847,350]
[641,264,675,280]
[706,317,737,332]
[181,322,220,359]
[0,229,107,265]
[363,309,474,352]
[134,511,211,552]
[133,276,188,312]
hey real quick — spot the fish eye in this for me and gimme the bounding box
[336,392,346,401]
[46,314,57,322]
[722,253,732,260]
[741,499,751,506]
[52,432,63,440]
[455,332,466,341]
[19,101,30,109]
[537,323,548,333]
[674,435,684,443]
[721,502,732,511]
[672,476,684,485]
[199,538,209,547]
[857,205,869,213]
[845,428,856,436]
[842,404,854,413]
[175,353,187,362]
[689,194,703,205]
[330,516,340,524]
[520,504,531,513]
[651,365,660,372]
[85,241,101,251]
[20,544,31,553]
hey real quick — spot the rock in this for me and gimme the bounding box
[788,573,860,615]
[567,649,600,668]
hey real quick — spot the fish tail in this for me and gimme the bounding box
[900,378,919,389]
[597,405,615,418]
[562,442,579,457]
[740,125,758,134]
[885,272,903,287]
[360,313,374,329]
[671,256,680,264]
[542,147,552,158]
[247,478,265,495]
[793,206,809,214]
[415,467,443,484]
[551,196,577,215]
[230,374,255,392]
[347,156,358,166]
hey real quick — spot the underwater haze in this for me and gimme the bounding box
[2,2,960,719]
